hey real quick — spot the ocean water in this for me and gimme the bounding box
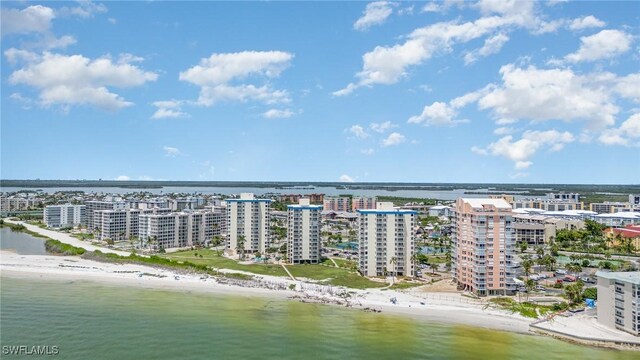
[0,277,637,360]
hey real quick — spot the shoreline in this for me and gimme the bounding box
[2,251,639,350]
[0,251,531,334]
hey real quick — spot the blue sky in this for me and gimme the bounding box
[1,1,639,184]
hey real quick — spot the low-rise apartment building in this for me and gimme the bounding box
[513,214,584,246]
[590,202,631,214]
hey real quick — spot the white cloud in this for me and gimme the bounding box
[163,146,181,157]
[568,15,605,31]
[464,33,509,64]
[334,1,548,95]
[7,52,158,111]
[348,125,369,139]
[370,121,396,133]
[57,1,108,19]
[151,100,189,119]
[409,102,458,126]
[108,17,117,24]
[564,29,632,63]
[361,148,375,155]
[115,175,131,181]
[1,5,55,35]
[263,108,294,119]
[597,113,640,146]
[493,127,515,135]
[476,130,575,168]
[179,51,293,106]
[339,174,355,182]
[476,64,620,129]
[471,146,488,156]
[354,1,396,31]
[382,132,406,146]
[614,73,640,103]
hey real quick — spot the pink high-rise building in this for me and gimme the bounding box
[351,196,376,211]
[452,198,516,296]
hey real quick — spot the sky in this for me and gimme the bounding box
[1,1,639,184]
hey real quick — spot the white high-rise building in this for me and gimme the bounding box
[85,200,128,230]
[357,202,416,277]
[44,204,86,228]
[596,271,640,336]
[139,210,225,250]
[287,199,322,264]
[226,193,271,256]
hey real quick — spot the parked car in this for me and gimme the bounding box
[517,286,527,292]
[555,269,567,276]
[563,275,577,282]
[538,273,549,279]
[535,285,546,291]
[529,274,540,281]
[556,279,564,285]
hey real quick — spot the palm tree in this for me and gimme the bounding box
[565,280,584,304]
[429,262,438,275]
[236,235,246,260]
[566,263,582,277]
[535,246,544,259]
[389,256,398,284]
[524,279,536,301]
[621,237,636,255]
[410,253,420,278]
[211,235,223,256]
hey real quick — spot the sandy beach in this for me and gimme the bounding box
[0,250,532,334]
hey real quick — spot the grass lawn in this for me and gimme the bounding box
[287,263,387,289]
[331,258,358,269]
[163,249,388,289]
[161,249,288,277]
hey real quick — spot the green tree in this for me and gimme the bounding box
[566,263,582,277]
[236,235,246,260]
[211,235,223,256]
[429,262,438,275]
[535,246,545,258]
[389,256,398,284]
[565,280,585,304]
[525,279,536,301]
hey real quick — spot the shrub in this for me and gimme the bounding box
[583,287,597,300]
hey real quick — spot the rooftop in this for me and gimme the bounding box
[461,198,511,209]
[596,271,640,285]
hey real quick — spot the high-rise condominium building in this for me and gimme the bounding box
[226,193,271,256]
[596,271,640,336]
[85,200,128,230]
[44,204,86,228]
[452,198,516,296]
[357,202,416,277]
[287,199,321,264]
[323,196,351,212]
[139,210,225,250]
[351,196,377,211]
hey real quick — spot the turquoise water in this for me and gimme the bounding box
[1,277,637,359]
